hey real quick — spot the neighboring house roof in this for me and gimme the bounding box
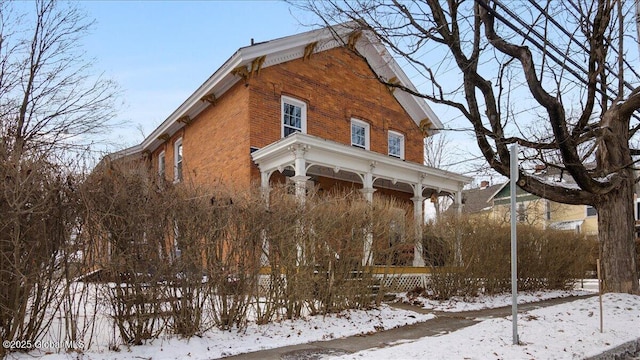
[490,180,542,205]
[111,23,443,160]
[460,183,505,213]
[549,220,584,231]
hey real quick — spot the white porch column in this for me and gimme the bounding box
[260,171,271,207]
[259,171,271,266]
[360,170,376,267]
[359,171,377,203]
[453,189,463,214]
[454,188,463,265]
[291,145,310,204]
[411,195,426,267]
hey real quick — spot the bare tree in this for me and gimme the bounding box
[424,132,456,216]
[0,0,118,159]
[0,1,118,354]
[296,0,640,293]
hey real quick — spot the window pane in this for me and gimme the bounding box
[352,123,365,148]
[517,203,526,222]
[389,134,401,157]
[283,102,302,133]
[284,126,299,136]
[176,143,183,181]
[159,154,165,177]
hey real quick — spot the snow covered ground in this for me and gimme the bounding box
[6,305,433,360]
[398,288,595,312]
[6,280,639,360]
[327,293,640,360]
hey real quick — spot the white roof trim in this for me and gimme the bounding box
[251,133,471,194]
[115,23,443,158]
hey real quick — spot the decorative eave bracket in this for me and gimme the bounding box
[157,133,170,142]
[347,31,362,51]
[303,42,318,61]
[386,76,400,93]
[200,93,217,105]
[232,55,267,83]
[419,118,433,137]
[177,115,192,125]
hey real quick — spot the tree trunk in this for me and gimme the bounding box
[596,171,639,294]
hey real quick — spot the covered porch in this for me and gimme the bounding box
[251,133,471,267]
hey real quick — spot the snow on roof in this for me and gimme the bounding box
[549,219,584,231]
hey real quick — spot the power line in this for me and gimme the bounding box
[480,0,625,102]
[478,0,640,127]
[562,0,640,85]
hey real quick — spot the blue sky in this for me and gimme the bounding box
[76,1,521,183]
[79,1,476,174]
[80,1,314,149]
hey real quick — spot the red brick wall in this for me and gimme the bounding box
[185,82,252,189]
[152,81,252,190]
[152,46,426,192]
[249,47,425,164]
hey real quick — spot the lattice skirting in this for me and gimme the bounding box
[256,272,430,294]
[376,273,429,292]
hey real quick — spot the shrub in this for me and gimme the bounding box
[423,215,593,299]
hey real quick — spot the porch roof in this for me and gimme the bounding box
[251,133,471,195]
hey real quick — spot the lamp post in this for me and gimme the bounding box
[510,143,519,345]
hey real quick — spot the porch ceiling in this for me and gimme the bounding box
[251,133,471,195]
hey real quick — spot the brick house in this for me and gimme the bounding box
[111,24,470,267]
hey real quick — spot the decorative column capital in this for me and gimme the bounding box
[288,144,309,159]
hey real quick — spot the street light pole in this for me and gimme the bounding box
[510,144,519,345]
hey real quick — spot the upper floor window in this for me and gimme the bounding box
[281,96,307,137]
[545,200,551,220]
[388,131,405,159]
[174,138,183,182]
[517,202,527,223]
[158,151,166,179]
[586,205,597,217]
[351,119,370,150]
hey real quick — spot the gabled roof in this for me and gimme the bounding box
[112,23,443,159]
[461,183,505,213]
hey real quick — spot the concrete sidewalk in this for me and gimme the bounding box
[221,295,596,360]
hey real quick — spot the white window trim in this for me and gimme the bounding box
[281,96,307,138]
[388,130,405,159]
[158,150,166,178]
[174,138,183,183]
[545,200,551,221]
[350,118,370,150]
